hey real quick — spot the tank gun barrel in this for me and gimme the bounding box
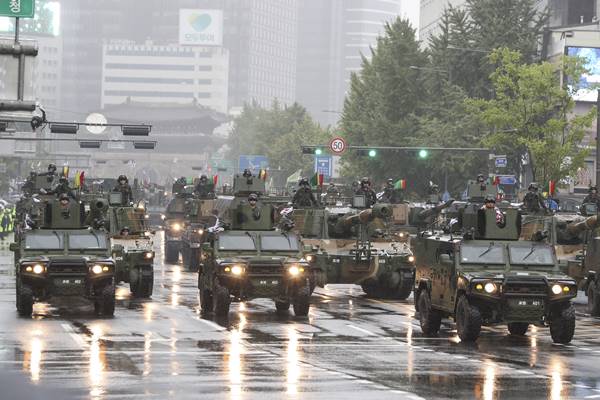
[566,215,599,236]
[417,199,454,220]
[335,204,392,234]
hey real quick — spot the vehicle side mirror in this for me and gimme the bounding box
[439,253,454,266]
[9,243,18,252]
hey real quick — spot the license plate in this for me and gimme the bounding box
[514,299,542,307]
[190,243,201,248]
[259,280,279,285]
[379,259,386,264]
[57,279,82,285]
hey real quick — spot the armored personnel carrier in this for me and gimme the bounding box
[163,182,192,263]
[198,173,311,316]
[10,195,116,316]
[295,195,416,299]
[414,204,577,343]
[105,192,154,298]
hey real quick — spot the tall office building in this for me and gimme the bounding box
[419,0,466,46]
[296,0,404,126]
[59,0,297,117]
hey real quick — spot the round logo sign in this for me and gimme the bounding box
[329,137,347,154]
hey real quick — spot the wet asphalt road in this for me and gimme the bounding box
[1,233,600,399]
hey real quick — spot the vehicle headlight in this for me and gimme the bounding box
[171,223,181,231]
[91,264,103,274]
[144,251,153,260]
[161,214,166,220]
[408,255,415,263]
[144,214,149,219]
[484,282,496,294]
[288,265,304,277]
[305,254,315,263]
[551,284,563,295]
[197,229,204,235]
[398,232,405,238]
[32,264,44,274]
[231,265,244,276]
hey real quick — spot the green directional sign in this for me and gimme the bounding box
[0,0,35,18]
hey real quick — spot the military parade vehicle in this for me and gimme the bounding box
[414,203,577,344]
[180,196,218,271]
[294,195,416,299]
[105,192,155,297]
[10,194,116,317]
[163,181,190,263]
[198,173,312,316]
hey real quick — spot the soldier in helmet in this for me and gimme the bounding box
[583,186,600,208]
[522,182,546,213]
[52,176,76,199]
[476,174,486,184]
[292,177,317,208]
[40,163,57,177]
[481,195,505,226]
[355,177,377,207]
[22,171,36,195]
[194,174,214,199]
[120,226,130,236]
[427,182,441,204]
[113,175,133,204]
[247,192,261,220]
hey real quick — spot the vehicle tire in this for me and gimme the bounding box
[455,295,482,342]
[360,280,379,298]
[17,282,33,317]
[164,242,179,264]
[136,274,153,299]
[587,280,600,316]
[549,303,576,344]
[180,245,189,267]
[275,301,290,313]
[187,249,200,272]
[293,283,311,317]
[417,290,441,335]
[394,275,414,300]
[95,284,115,317]
[198,274,213,313]
[507,322,529,336]
[213,281,230,317]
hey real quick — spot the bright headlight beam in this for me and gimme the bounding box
[32,264,44,274]
[484,282,496,294]
[551,284,562,295]
[288,265,301,276]
[92,264,103,274]
[231,265,243,276]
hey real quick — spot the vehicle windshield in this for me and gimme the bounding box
[509,245,555,266]
[218,234,256,251]
[460,244,505,265]
[69,232,108,249]
[260,234,299,251]
[167,199,186,213]
[24,232,64,249]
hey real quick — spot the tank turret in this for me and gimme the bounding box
[332,204,392,237]
[458,206,520,240]
[466,180,498,203]
[232,173,266,197]
[566,215,599,236]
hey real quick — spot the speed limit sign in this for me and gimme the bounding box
[329,137,347,154]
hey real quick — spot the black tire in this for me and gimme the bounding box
[414,288,420,312]
[130,267,153,298]
[417,290,441,335]
[293,283,311,317]
[549,303,576,344]
[394,275,414,300]
[17,282,33,317]
[275,301,290,312]
[95,284,115,317]
[455,295,482,342]
[360,280,378,298]
[164,242,179,264]
[587,280,600,316]
[213,281,230,317]
[507,322,529,336]
[186,249,200,272]
[198,274,213,313]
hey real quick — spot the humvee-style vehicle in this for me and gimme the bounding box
[198,174,311,316]
[163,182,191,263]
[10,196,116,316]
[414,205,577,344]
[105,192,154,298]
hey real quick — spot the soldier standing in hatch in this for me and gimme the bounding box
[194,175,214,199]
[522,182,546,213]
[583,186,600,208]
[113,175,134,204]
[355,177,377,207]
[481,195,505,226]
[52,176,77,199]
[292,178,318,208]
[247,193,261,220]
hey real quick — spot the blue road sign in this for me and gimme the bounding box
[314,155,332,177]
[239,155,269,172]
[495,157,507,168]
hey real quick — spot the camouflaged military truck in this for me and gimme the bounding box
[198,174,311,316]
[10,196,116,316]
[414,205,577,344]
[105,192,154,298]
[295,195,416,299]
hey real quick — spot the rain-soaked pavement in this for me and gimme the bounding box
[1,233,600,399]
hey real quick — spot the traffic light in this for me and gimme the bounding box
[357,148,377,157]
[418,149,428,159]
[368,149,377,157]
[302,146,325,155]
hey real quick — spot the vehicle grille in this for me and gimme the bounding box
[503,276,547,296]
[48,260,88,276]
[247,263,283,276]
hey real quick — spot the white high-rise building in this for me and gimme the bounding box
[101,42,229,113]
[419,0,466,46]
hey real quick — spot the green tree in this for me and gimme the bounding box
[468,48,595,184]
[429,0,548,98]
[227,101,330,181]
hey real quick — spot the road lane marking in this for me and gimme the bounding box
[60,323,87,348]
[346,324,377,336]
[196,318,226,331]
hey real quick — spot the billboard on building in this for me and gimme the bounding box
[179,9,223,46]
[566,46,600,102]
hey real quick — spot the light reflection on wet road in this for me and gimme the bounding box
[1,233,600,399]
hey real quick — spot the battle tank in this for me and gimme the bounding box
[10,195,116,316]
[295,195,416,299]
[197,173,312,316]
[414,204,577,344]
[104,192,154,298]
